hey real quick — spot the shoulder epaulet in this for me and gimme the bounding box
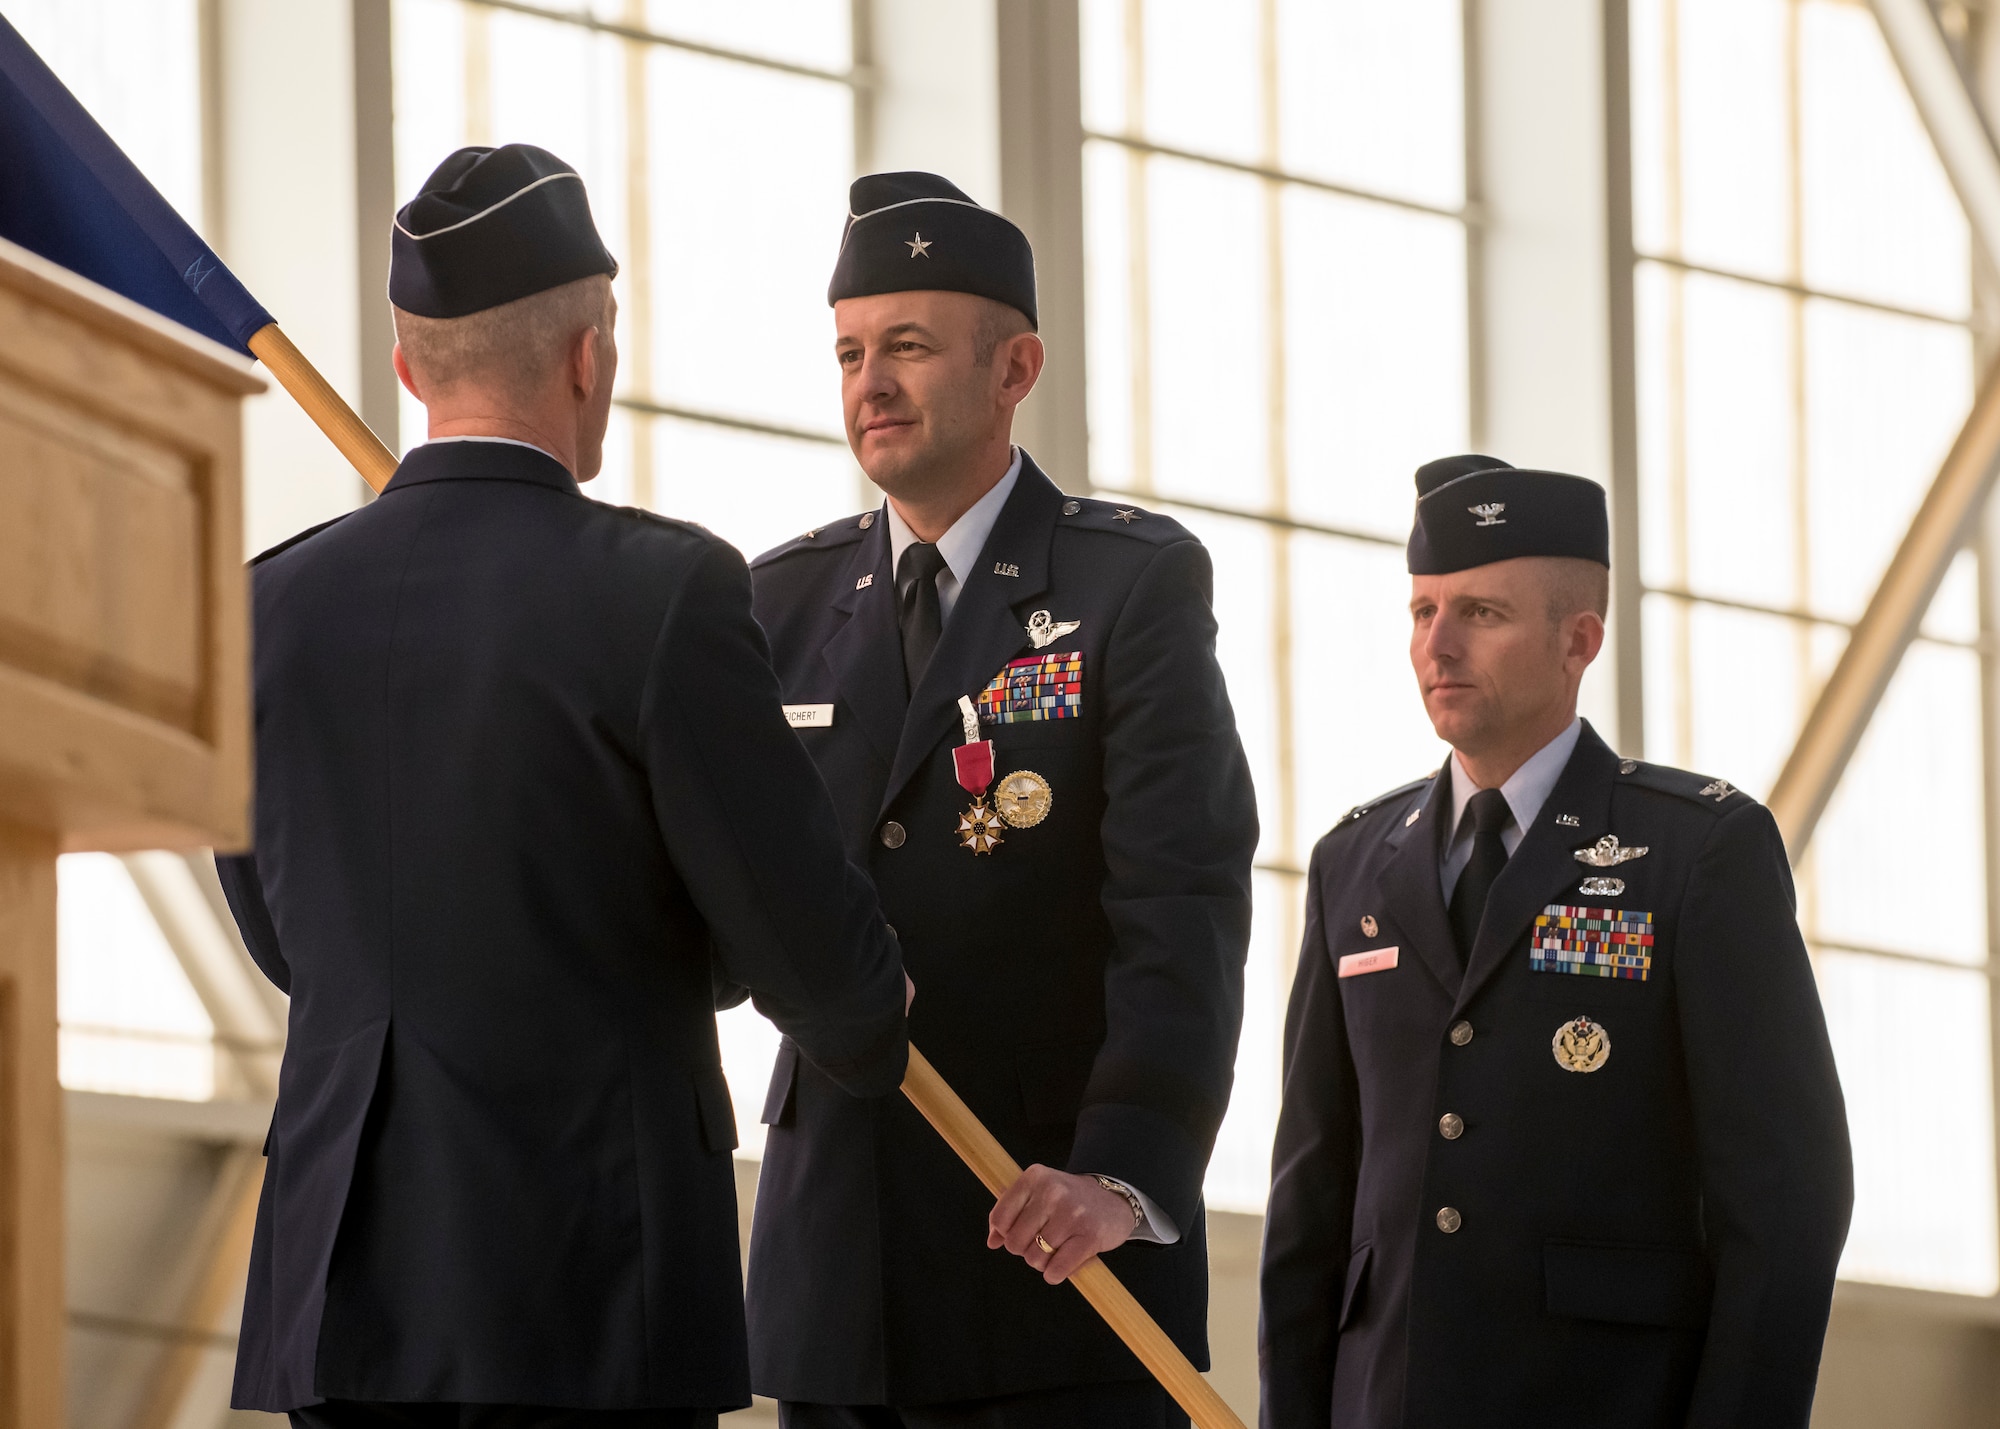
[1056,494,1192,546]
[1333,774,1435,830]
[750,510,874,568]
[1614,758,1750,812]
[611,504,716,542]
[250,511,354,567]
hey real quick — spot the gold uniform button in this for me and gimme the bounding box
[880,821,907,849]
[1449,1021,1474,1046]
[1436,1206,1461,1234]
[1438,1113,1464,1140]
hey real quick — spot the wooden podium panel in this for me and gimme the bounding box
[0,236,259,855]
[0,237,260,1428]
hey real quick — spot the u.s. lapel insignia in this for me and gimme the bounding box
[1360,915,1379,937]
[1025,609,1081,649]
[1551,1016,1610,1073]
[1698,779,1736,802]
[1555,813,1580,828]
[1574,834,1648,867]
[1578,876,1625,897]
[855,573,874,590]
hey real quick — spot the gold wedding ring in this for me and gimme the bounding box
[1034,1234,1055,1254]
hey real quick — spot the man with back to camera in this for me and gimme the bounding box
[1258,455,1854,1427]
[743,171,1259,1428]
[214,143,911,1429]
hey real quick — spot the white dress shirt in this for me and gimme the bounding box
[884,447,1022,624]
[425,433,568,467]
[1439,717,1584,903]
[881,446,1177,1245]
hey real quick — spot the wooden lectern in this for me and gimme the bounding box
[0,237,258,1427]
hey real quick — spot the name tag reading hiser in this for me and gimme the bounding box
[1338,946,1399,978]
[782,704,835,729]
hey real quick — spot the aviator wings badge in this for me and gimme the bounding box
[1574,834,1649,868]
[1025,609,1081,650]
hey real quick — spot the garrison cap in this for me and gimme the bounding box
[390,144,618,318]
[828,171,1037,327]
[1406,455,1610,575]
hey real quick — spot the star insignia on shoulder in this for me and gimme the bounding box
[907,232,932,258]
[802,528,819,540]
[1113,508,1140,523]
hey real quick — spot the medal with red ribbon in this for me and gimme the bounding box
[952,695,1004,854]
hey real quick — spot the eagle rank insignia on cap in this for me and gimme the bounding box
[1552,1016,1610,1073]
[1574,834,1649,867]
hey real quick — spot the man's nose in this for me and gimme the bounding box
[855,350,897,405]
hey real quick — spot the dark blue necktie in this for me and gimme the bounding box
[1447,787,1512,970]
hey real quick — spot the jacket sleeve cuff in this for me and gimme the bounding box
[1066,1100,1207,1231]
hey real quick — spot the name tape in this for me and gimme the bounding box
[1338,946,1399,979]
[782,704,835,729]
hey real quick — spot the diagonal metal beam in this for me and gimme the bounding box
[1768,1,2000,857]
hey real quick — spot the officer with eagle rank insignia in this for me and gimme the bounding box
[744,172,1258,1429]
[1259,456,1853,1429]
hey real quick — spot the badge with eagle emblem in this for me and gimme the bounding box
[1552,1015,1611,1073]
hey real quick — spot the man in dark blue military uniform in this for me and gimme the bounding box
[743,172,1258,1429]
[215,144,910,1428]
[1259,455,1853,1428]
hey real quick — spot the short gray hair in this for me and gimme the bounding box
[393,274,612,399]
[1543,557,1610,624]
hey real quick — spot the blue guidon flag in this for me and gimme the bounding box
[0,13,272,354]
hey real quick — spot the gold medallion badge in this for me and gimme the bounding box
[993,770,1053,829]
[958,800,1005,854]
[1551,1015,1610,1073]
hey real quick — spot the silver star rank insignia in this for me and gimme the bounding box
[907,232,932,258]
[1113,508,1140,523]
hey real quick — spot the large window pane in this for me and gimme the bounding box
[1820,952,2000,1295]
[1283,194,1467,539]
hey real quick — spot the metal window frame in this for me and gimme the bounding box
[451,0,862,454]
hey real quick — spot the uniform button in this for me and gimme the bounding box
[880,821,906,848]
[1436,1206,1461,1234]
[1449,1021,1473,1046]
[1438,1113,1464,1140]
[1619,758,1638,774]
[1062,499,1081,515]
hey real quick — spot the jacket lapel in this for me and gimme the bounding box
[1373,767,1461,998]
[1455,722,1621,1011]
[879,458,1062,818]
[821,516,903,770]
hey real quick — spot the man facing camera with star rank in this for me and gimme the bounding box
[1259,456,1853,1429]
[744,171,1258,1429]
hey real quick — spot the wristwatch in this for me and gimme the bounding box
[1094,1175,1145,1228]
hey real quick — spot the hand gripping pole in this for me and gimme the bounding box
[901,1046,1248,1429]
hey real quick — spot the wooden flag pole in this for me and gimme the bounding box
[248,328,1241,1427]
[901,1047,1248,1429]
[248,323,397,493]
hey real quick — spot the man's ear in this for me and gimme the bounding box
[1567,610,1607,669]
[571,324,602,402]
[998,330,1045,411]
[392,343,424,402]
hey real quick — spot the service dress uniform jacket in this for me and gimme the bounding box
[217,441,908,1414]
[1259,721,1852,1429]
[744,455,1258,1406]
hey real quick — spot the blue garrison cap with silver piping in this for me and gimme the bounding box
[390,144,618,318]
[1406,454,1610,574]
[827,171,1037,327]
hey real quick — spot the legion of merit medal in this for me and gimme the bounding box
[953,696,1004,854]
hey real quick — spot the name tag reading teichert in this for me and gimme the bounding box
[782,704,834,729]
[1338,947,1399,978]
